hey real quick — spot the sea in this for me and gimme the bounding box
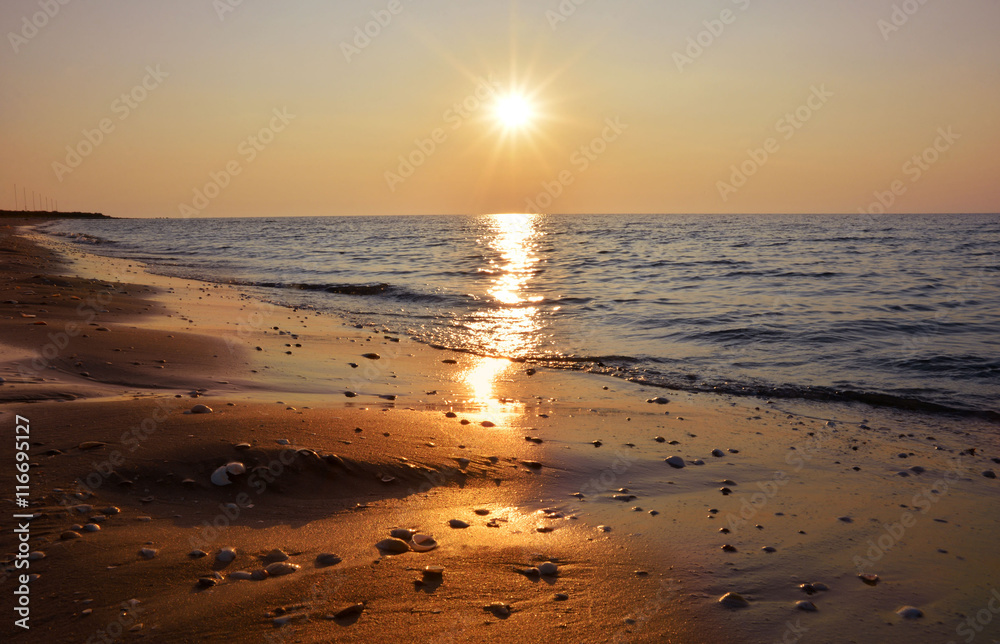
[42,213,999,420]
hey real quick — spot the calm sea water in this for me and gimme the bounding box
[44,214,999,418]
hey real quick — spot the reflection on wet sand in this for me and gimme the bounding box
[461,214,542,412]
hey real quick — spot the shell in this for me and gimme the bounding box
[264,562,300,576]
[664,455,686,469]
[423,565,445,576]
[331,603,365,619]
[796,600,818,612]
[263,549,289,562]
[216,547,237,563]
[138,548,158,559]
[211,462,246,486]
[375,538,411,554]
[896,606,923,619]
[718,592,749,608]
[484,603,511,618]
[316,553,342,566]
[448,519,470,529]
[228,571,254,580]
[390,528,416,540]
[211,466,232,486]
[410,534,438,552]
[537,561,558,576]
[190,404,213,414]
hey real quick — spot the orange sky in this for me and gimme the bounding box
[2,0,998,217]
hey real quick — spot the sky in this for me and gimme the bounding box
[1,0,998,218]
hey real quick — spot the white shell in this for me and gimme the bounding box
[211,462,246,486]
[211,466,232,486]
[217,547,237,562]
[375,538,410,554]
[410,534,438,552]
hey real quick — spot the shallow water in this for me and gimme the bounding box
[45,213,1000,418]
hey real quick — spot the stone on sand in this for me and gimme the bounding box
[718,592,749,608]
[664,455,685,469]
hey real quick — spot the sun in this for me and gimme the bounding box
[495,94,534,130]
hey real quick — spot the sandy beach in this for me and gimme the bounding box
[2,219,999,643]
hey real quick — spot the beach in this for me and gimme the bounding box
[2,218,999,643]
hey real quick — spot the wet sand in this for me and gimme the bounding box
[1,221,999,643]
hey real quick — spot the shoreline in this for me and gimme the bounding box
[1,222,998,642]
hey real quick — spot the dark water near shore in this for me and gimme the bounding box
[45,213,999,418]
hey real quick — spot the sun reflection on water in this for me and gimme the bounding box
[461,213,542,412]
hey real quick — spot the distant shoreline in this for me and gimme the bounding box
[0,210,110,219]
